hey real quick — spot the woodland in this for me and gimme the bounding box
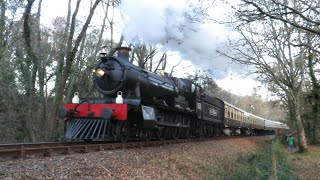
[0,0,319,154]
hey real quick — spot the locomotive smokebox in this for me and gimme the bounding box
[116,47,131,61]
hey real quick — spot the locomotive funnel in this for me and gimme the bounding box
[116,47,131,60]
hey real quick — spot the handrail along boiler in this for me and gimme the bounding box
[59,47,288,142]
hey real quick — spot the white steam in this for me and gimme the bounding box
[120,0,244,79]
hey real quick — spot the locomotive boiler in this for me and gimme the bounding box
[93,47,196,109]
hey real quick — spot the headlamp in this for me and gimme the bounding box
[95,68,105,77]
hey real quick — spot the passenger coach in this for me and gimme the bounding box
[218,99,286,135]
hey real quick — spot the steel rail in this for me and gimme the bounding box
[0,142,90,150]
[0,136,267,160]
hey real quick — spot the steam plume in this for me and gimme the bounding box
[120,0,245,79]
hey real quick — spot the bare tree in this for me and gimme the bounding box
[237,0,320,36]
[305,34,320,143]
[154,53,167,73]
[0,0,27,143]
[22,0,43,142]
[131,45,158,69]
[221,0,309,152]
[48,0,102,140]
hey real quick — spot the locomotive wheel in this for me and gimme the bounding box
[145,130,152,141]
[209,126,214,137]
[141,130,152,141]
[154,128,164,141]
[115,121,130,143]
[161,127,170,140]
[172,128,179,140]
[183,128,191,139]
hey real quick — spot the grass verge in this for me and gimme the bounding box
[218,138,297,180]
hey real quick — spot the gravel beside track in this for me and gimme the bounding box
[0,136,272,179]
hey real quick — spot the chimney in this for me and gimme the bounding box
[116,47,131,60]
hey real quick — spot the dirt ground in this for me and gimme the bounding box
[0,136,275,179]
[288,145,320,180]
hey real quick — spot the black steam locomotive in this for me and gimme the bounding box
[59,47,287,142]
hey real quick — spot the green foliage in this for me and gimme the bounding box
[218,139,297,180]
[273,140,297,180]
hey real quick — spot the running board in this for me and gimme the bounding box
[157,121,190,128]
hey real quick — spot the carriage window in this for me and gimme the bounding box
[231,109,233,119]
[233,109,235,119]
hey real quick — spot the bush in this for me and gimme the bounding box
[219,138,297,179]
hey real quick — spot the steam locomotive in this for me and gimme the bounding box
[59,47,288,142]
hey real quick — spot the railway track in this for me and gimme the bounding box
[0,136,247,160]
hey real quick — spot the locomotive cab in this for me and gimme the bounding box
[173,78,198,111]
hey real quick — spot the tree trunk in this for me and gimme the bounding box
[66,34,87,101]
[48,0,102,140]
[307,48,319,144]
[45,0,71,141]
[0,0,6,55]
[291,97,308,153]
[312,124,316,143]
[23,0,39,143]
